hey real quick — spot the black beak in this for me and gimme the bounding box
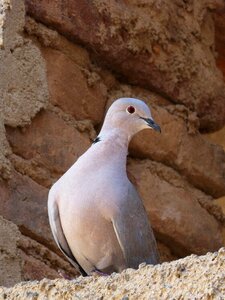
[141,117,161,133]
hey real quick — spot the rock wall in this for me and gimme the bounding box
[25,0,225,131]
[0,0,225,287]
[1,248,225,299]
[0,216,22,287]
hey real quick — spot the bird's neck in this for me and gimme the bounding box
[94,128,130,168]
[99,127,129,147]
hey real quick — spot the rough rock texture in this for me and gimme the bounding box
[206,6,225,245]
[0,213,78,284]
[129,104,225,198]
[214,8,225,78]
[0,172,52,247]
[6,111,91,187]
[0,0,225,289]
[128,159,223,256]
[0,0,48,180]
[42,48,107,125]
[0,216,22,288]
[18,235,78,281]
[0,0,49,123]
[1,248,225,299]
[25,0,225,131]
[205,122,225,244]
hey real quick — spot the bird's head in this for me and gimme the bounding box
[101,98,161,140]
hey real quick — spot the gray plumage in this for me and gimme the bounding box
[48,97,160,276]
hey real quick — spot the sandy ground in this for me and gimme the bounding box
[0,248,224,300]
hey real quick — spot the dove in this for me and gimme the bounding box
[48,97,161,276]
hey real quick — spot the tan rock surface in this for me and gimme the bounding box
[0,122,11,180]
[0,173,52,247]
[25,0,225,131]
[129,105,225,198]
[0,215,78,284]
[0,0,225,288]
[128,159,223,256]
[0,0,48,127]
[42,48,107,125]
[0,0,48,180]
[1,248,225,299]
[21,17,225,199]
[18,235,78,281]
[206,5,225,244]
[0,216,22,288]
[204,125,225,245]
[215,8,225,78]
[6,110,91,187]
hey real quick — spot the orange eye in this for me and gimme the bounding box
[127,106,135,114]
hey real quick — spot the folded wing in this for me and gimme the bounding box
[48,194,87,276]
[112,184,159,268]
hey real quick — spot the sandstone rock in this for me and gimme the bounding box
[1,0,24,50]
[0,121,12,180]
[18,235,78,281]
[214,10,225,78]
[0,0,224,289]
[0,216,22,287]
[203,125,225,244]
[2,40,49,128]
[157,242,177,263]
[0,1,10,48]
[42,48,107,125]
[0,0,49,179]
[107,83,171,109]
[0,172,54,250]
[1,248,225,299]
[20,251,60,281]
[129,105,225,198]
[0,214,77,285]
[23,17,225,198]
[0,0,48,128]
[205,125,225,151]
[25,17,92,68]
[127,159,223,256]
[215,196,225,243]
[25,17,108,125]
[25,0,225,131]
[6,110,91,187]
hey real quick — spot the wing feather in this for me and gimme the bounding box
[48,194,87,276]
[112,184,159,269]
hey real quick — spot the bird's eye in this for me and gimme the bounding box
[126,106,135,114]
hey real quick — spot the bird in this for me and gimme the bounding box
[48,97,161,276]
